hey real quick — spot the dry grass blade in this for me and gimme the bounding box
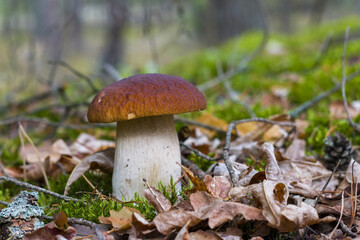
[328,191,345,239]
[18,123,50,190]
[349,161,358,228]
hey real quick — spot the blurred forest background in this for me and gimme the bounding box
[1,0,360,137]
[1,0,359,97]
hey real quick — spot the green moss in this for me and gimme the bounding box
[305,110,360,154]
[157,177,178,205]
[188,152,216,172]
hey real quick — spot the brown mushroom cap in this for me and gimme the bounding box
[87,73,207,123]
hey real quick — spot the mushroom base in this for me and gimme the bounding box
[113,115,181,199]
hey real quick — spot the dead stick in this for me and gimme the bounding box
[0,116,115,129]
[223,118,295,186]
[341,27,360,134]
[289,69,360,119]
[0,176,79,202]
[181,156,206,180]
[180,142,222,162]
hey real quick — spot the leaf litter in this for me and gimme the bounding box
[2,113,360,239]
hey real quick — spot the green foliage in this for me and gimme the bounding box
[0,138,22,166]
[55,195,123,223]
[246,157,266,171]
[124,193,157,221]
[188,152,215,172]
[210,101,283,123]
[305,110,360,154]
[157,177,178,205]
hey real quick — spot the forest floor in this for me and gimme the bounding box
[0,17,360,239]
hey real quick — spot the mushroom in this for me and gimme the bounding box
[87,73,206,199]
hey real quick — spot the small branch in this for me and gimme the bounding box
[223,118,295,186]
[289,68,360,119]
[0,85,65,114]
[180,142,222,162]
[314,157,344,207]
[216,61,255,117]
[0,149,11,178]
[48,60,98,94]
[311,33,333,70]
[341,27,360,134]
[0,200,9,205]
[328,191,345,239]
[0,176,79,202]
[0,116,115,129]
[181,156,206,179]
[340,220,357,238]
[174,117,226,135]
[43,215,97,228]
[102,63,122,81]
[143,179,166,212]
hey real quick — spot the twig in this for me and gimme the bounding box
[328,191,345,239]
[0,150,11,178]
[82,174,102,196]
[0,176,79,202]
[289,68,360,119]
[0,116,115,129]
[102,63,122,81]
[308,32,333,71]
[216,61,255,117]
[223,118,295,186]
[181,156,206,179]
[349,161,358,228]
[0,85,65,114]
[143,178,165,211]
[341,27,360,134]
[48,60,98,94]
[174,117,226,135]
[340,220,357,238]
[7,101,88,120]
[314,157,344,207]
[0,161,11,178]
[0,200,9,205]
[43,215,97,228]
[180,142,222,162]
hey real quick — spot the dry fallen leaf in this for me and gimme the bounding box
[195,112,228,138]
[64,147,114,195]
[53,211,68,230]
[23,222,76,240]
[98,207,140,230]
[346,159,360,183]
[250,180,318,232]
[144,187,172,213]
[329,101,360,120]
[69,133,115,159]
[180,164,208,192]
[262,143,283,181]
[153,209,201,235]
[190,191,265,228]
[204,175,232,199]
[188,230,222,240]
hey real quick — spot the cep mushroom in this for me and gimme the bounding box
[87,73,206,199]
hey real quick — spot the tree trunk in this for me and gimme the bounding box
[195,0,259,46]
[101,0,128,70]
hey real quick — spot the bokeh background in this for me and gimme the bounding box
[1,0,360,130]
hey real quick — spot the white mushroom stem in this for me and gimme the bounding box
[113,115,181,200]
